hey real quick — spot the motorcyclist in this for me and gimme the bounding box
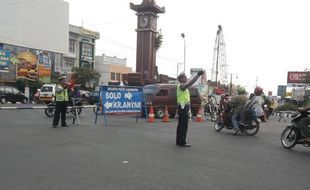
[243,87,265,121]
[34,89,41,104]
[219,93,229,111]
[226,87,247,134]
[297,106,310,142]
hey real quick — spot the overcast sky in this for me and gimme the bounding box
[67,0,310,95]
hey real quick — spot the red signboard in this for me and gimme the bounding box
[287,71,308,83]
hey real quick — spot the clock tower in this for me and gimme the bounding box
[129,0,165,85]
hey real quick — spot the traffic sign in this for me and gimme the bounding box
[100,85,143,114]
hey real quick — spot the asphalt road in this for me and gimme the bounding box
[0,105,309,190]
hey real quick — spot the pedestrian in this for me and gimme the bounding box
[176,70,204,147]
[52,76,70,128]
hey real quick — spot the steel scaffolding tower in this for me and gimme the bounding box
[211,25,228,85]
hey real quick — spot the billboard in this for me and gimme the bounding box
[277,85,286,97]
[16,51,38,81]
[0,50,11,72]
[287,71,309,84]
[37,51,52,83]
[0,44,54,83]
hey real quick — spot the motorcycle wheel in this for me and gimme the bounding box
[281,127,298,149]
[244,120,260,136]
[45,108,55,117]
[210,111,218,122]
[214,118,224,132]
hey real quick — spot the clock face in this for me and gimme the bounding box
[139,15,149,28]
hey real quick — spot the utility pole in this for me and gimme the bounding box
[229,73,238,95]
[181,33,186,74]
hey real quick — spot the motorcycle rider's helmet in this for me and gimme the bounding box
[254,86,263,96]
[237,87,246,95]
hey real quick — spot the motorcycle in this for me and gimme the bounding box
[45,98,83,117]
[263,104,273,119]
[204,102,219,121]
[214,107,260,136]
[280,110,310,149]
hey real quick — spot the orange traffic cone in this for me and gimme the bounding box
[195,107,204,122]
[162,106,170,122]
[148,105,155,123]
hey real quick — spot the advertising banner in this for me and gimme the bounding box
[0,44,58,83]
[287,71,308,84]
[100,86,143,114]
[37,51,51,83]
[0,50,10,72]
[16,51,38,81]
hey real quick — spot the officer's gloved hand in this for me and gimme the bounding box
[197,70,205,76]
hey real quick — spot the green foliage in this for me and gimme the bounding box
[51,71,61,84]
[71,67,101,90]
[304,71,310,84]
[275,103,298,111]
[155,33,163,51]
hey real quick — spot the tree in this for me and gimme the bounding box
[71,67,101,90]
[304,71,310,84]
[51,71,61,84]
[154,31,163,51]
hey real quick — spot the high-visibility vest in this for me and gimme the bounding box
[177,85,190,105]
[55,88,69,102]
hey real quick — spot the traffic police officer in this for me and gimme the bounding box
[52,76,70,128]
[176,70,204,147]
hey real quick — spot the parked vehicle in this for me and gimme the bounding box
[281,109,310,149]
[39,84,56,104]
[214,107,260,136]
[142,83,202,118]
[0,85,28,104]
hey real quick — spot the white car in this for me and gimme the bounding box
[39,84,56,103]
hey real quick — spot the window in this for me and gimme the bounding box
[111,72,116,80]
[12,87,20,94]
[81,43,93,56]
[156,89,168,96]
[65,59,74,67]
[143,86,158,95]
[5,87,13,93]
[41,86,53,92]
[110,72,120,81]
[69,39,76,53]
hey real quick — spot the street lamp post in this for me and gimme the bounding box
[176,62,183,77]
[181,33,186,74]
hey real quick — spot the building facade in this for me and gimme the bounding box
[0,0,68,86]
[95,54,132,85]
[61,25,100,74]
